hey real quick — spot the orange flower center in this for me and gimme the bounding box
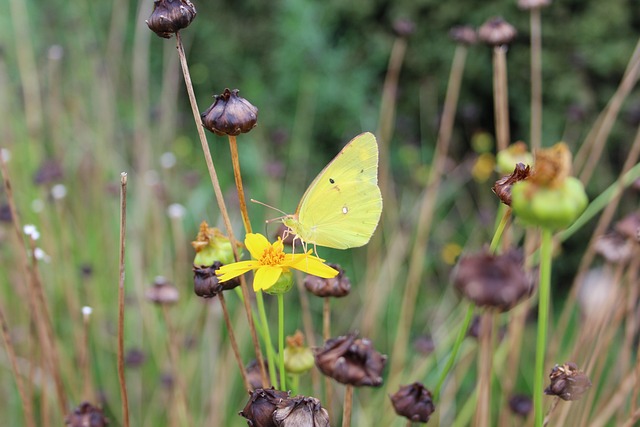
[260,245,285,266]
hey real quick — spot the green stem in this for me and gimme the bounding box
[534,228,553,427]
[433,303,475,400]
[290,374,299,396]
[278,293,286,391]
[489,206,511,254]
[256,291,278,388]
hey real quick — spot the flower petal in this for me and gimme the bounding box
[289,255,339,278]
[244,233,270,260]
[216,260,258,282]
[253,266,283,292]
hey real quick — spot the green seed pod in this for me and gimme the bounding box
[496,141,533,175]
[191,222,237,266]
[511,176,587,230]
[265,271,294,295]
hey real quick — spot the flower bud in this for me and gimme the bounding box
[449,25,478,45]
[239,388,290,427]
[283,331,315,374]
[492,163,531,206]
[390,382,436,423]
[65,402,109,427]
[314,333,387,387]
[478,17,517,46]
[304,264,351,298]
[145,276,180,305]
[452,249,533,312]
[146,0,197,39]
[544,362,591,401]
[496,142,533,175]
[265,271,294,295]
[201,88,258,136]
[192,222,237,266]
[193,261,240,298]
[508,394,533,418]
[273,395,330,427]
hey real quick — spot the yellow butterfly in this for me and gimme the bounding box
[282,132,383,250]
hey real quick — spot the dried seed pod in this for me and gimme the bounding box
[273,395,330,427]
[544,362,592,401]
[145,276,180,305]
[593,232,634,263]
[193,261,240,298]
[146,0,197,39]
[452,249,533,312]
[478,17,517,46]
[492,162,531,206]
[65,402,109,426]
[245,359,271,391]
[449,25,478,45]
[239,388,290,427]
[518,0,552,9]
[192,221,237,266]
[413,335,435,356]
[124,348,146,368]
[201,88,258,136]
[392,19,415,38]
[390,382,436,423]
[304,264,351,298]
[34,159,63,185]
[508,394,533,418]
[314,333,386,387]
[614,211,640,242]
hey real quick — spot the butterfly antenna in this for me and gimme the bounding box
[251,199,287,217]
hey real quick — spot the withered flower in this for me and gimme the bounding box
[593,232,634,263]
[201,88,258,136]
[273,395,330,427]
[390,382,436,423]
[508,394,533,418]
[492,163,531,206]
[614,211,640,242]
[314,333,386,387]
[544,362,591,401]
[478,17,517,46]
[65,402,109,426]
[192,221,238,266]
[240,388,290,427]
[304,264,351,298]
[452,249,533,312]
[146,0,197,39]
[449,25,478,45]
[193,261,241,298]
[145,276,180,304]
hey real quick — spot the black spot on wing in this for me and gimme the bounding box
[329,178,335,184]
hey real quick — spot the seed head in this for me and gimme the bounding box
[239,388,290,427]
[304,264,351,298]
[544,362,591,401]
[449,25,478,45]
[518,0,552,9]
[593,232,634,263]
[614,211,640,242]
[192,221,238,266]
[201,88,258,136]
[314,333,387,387]
[392,19,416,38]
[496,141,533,175]
[478,17,517,46]
[65,402,109,427]
[193,261,240,298]
[146,0,197,39]
[283,331,315,375]
[273,395,330,427]
[245,359,272,391]
[390,382,436,423]
[145,276,180,305]
[508,394,533,418]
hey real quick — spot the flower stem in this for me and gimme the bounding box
[342,384,354,427]
[534,228,553,427]
[256,291,278,388]
[218,293,250,390]
[530,8,543,151]
[489,206,511,253]
[117,173,130,427]
[278,293,286,391]
[493,45,511,152]
[174,31,268,387]
[290,374,299,396]
[228,135,252,234]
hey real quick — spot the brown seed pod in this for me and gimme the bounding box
[273,395,330,427]
[390,382,436,423]
[193,261,241,298]
[304,264,351,298]
[508,394,533,418]
[544,362,592,401]
[201,88,258,136]
[239,388,290,427]
[478,17,517,46]
[449,25,478,45]
[146,0,197,39]
[492,163,531,206]
[145,276,180,305]
[65,402,109,426]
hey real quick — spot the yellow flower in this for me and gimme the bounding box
[215,233,339,292]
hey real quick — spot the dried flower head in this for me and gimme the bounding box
[239,388,290,427]
[478,17,517,46]
[314,333,387,387]
[284,331,315,374]
[273,395,330,427]
[390,382,436,423]
[246,359,271,391]
[508,394,533,418]
[146,0,197,39]
[65,402,109,426]
[125,348,146,368]
[392,19,415,37]
[518,0,552,9]
[201,88,258,136]
[453,249,533,312]
[192,221,238,266]
[544,362,591,401]
[304,264,351,298]
[593,232,634,263]
[530,143,573,187]
[492,163,531,206]
[145,276,180,304]
[449,25,478,45]
[193,261,241,298]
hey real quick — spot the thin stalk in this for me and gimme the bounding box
[530,8,543,151]
[228,135,252,233]
[493,45,511,152]
[489,207,511,253]
[294,271,320,395]
[218,293,250,390]
[0,305,36,427]
[160,306,191,426]
[534,228,553,427]
[342,385,354,427]
[175,31,268,387]
[290,374,299,396]
[278,293,286,391]
[323,297,333,417]
[256,291,278,388]
[81,308,93,401]
[387,42,468,394]
[474,313,493,427]
[117,172,130,427]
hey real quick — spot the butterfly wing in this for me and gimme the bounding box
[293,132,382,249]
